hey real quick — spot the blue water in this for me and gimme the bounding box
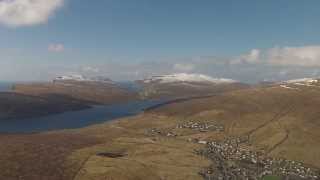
[0,100,162,133]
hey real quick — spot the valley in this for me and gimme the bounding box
[0,74,246,123]
[0,75,319,179]
[1,1,319,179]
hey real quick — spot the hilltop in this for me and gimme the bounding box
[137,73,249,99]
[142,73,237,84]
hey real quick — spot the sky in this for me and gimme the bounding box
[1,0,320,82]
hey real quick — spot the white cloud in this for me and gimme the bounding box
[0,0,63,27]
[48,43,64,52]
[267,46,320,66]
[82,66,100,73]
[235,45,320,67]
[245,49,260,63]
[231,49,261,65]
[173,63,195,72]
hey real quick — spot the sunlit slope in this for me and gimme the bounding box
[149,85,320,168]
[1,83,319,179]
[0,114,210,180]
[13,80,137,104]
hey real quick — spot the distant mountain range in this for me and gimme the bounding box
[2,73,320,120]
[137,73,248,99]
[53,73,320,88]
[142,73,237,84]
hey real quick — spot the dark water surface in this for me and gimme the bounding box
[0,100,162,133]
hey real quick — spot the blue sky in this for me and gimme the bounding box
[1,0,320,82]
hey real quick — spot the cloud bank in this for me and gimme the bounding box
[0,0,63,27]
[236,46,320,67]
[2,45,320,83]
[47,46,320,83]
[173,63,195,72]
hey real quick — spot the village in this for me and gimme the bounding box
[176,120,225,132]
[145,119,320,180]
[197,137,319,180]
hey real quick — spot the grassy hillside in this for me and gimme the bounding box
[0,115,210,180]
[150,85,320,168]
[0,84,319,179]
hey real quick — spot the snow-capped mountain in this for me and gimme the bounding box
[55,75,87,81]
[138,73,245,99]
[54,75,114,84]
[89,76,114,83]
[142,73,237,84]
[278,78,320,90]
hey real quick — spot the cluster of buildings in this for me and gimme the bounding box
[145,128,178,137]
[145,120,225,138]
[176,121,224,132]
[196,137,319,180]
[144,120,319,180]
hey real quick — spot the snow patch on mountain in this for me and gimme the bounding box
[54,75,114,83]
[143,73,237,84]
[55,75,87,81]
[280,85,298,90]
[285,78,318,84]
[278,78,319,89]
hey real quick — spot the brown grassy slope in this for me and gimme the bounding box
[149,85,320,168]
[0,114,210,180]
[0,133,101,180]
[69,115,210,180]
[2,84,320,179]
[13,81,138,104]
